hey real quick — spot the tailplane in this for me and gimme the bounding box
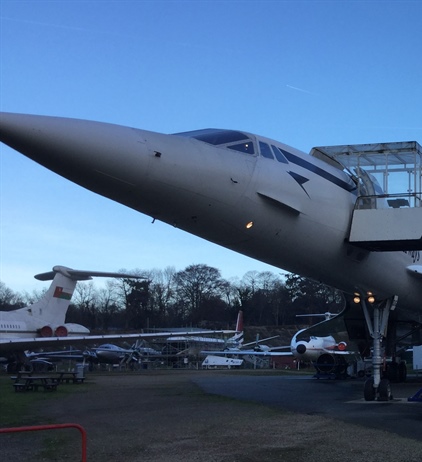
[6,266,143,337]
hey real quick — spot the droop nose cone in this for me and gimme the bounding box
[0,112,144,171]
[0,112,155,206]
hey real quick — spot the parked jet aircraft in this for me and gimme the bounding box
[290,329,359,377]
[0,265,234,370]
[201,340,290,369]
[167,310,244,349]
[201,311,290,364]
[0,265,142,338]
[1,112,421,400]
[203,313,359,375]
[26,340,162,368]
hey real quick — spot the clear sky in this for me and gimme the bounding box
[1,0,421,293]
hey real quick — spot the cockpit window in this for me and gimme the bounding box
[271,145,289,164]
[228,142,255,155]
[175,129,250,145]
[259,142,274,159]
[174,128,256,155]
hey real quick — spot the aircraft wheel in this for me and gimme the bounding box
[378,379,392,401]
[364,377,376,401]
[398,361,407,383]
[386,361,399,382]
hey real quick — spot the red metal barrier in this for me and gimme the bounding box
[0,423,87,461]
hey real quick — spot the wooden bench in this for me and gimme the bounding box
[11,375,59,392]
[13,382,30,392]
[56,372,85,384]
[43,382,58,391]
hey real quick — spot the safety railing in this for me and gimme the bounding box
[354,192,422,210]
[0,423,87,461]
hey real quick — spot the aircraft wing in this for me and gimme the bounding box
[322,349,357,356]
[201,349,293,357]
[406,265,422,279]
[239,349,292,356]
[0,330,235,353]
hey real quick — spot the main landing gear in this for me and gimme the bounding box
[364,377,392,402]
[358,294,398,401]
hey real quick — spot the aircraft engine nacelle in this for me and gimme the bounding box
[337,341,347,351]
[315,353,337,373]
[315,353,347,376]
[38,323,90,337]
[39,325,54,337]
[61,323,90,335]
[54,325,68,337]
[295,343,307,355]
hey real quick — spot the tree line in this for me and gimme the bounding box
[0,264,345,331]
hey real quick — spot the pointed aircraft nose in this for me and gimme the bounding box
[0,112,159,210]
[0,112,148,175]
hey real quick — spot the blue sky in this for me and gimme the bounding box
[1,0,421,293]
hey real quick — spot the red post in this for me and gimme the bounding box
[0,423,87,461]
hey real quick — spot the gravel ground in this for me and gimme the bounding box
[2,370,422,462]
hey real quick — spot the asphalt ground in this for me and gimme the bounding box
[2,370,422,461]
[193,373,422,441]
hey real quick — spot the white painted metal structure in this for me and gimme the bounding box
[311,141,422,250]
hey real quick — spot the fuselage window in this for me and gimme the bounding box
[227,142,255,155]
[259,142,274,159]
[271,145,289,164]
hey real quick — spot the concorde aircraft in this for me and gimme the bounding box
[0,265,235,371]
[1,112,421,400]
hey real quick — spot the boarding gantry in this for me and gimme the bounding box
[313,141,422,400]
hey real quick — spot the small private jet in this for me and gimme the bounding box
[201,311,290,368]
[166,310,244,348]
[203,311,360,375]
[1,112,421,401]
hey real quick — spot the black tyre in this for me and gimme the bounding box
[378,379,392,401]
[364,377,376,401]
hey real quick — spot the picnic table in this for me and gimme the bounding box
[11,374,58,392]
[55,371,85,384]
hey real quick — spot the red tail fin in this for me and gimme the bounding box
[236,310,243,333]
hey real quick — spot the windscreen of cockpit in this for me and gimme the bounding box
[174,129,255,155]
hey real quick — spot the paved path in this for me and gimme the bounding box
[194,374,422,441]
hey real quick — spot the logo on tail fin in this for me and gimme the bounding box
[53,287,72,300]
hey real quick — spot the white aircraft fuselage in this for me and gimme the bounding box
[1,113,421,324]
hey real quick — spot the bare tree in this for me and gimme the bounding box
[71,281,99,329]
[0,281,24,310]
[148,266,176,327]
[96,280,121,330]
[173,264,229,323]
